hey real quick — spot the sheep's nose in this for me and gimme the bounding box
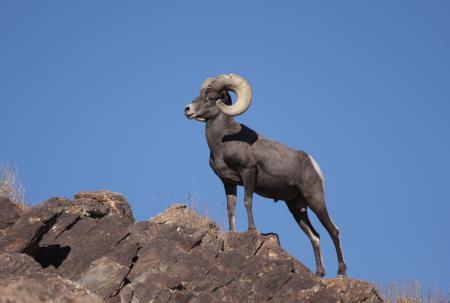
[185,105,191,112]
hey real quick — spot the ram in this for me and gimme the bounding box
[184,74,347,277]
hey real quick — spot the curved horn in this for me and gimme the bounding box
[202,74,252,116]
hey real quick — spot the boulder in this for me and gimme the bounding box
[73,191,134,224]
[0,197,73,254]
[0,191,134,281]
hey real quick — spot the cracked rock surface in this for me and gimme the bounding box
[0,192,383,303]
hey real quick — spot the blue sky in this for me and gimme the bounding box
[1,1,449,293]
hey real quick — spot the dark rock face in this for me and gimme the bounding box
[0,192,383,303]
[0,253,103,303]
[0,196,24,230]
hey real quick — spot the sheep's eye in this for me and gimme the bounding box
[206,97,215,102]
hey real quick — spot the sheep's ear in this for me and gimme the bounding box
[221,91,232,105]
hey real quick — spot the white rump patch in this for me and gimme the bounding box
[308,154,324,181]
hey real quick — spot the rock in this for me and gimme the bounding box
[323,277,384,303]
[0,194,384,303]
[0,197,73,254]
[38,212,132,281]
[0,253,103,303]
[0,191,134,282]
[113,206,382,303]
[149,203,224,252]
[78,256,130,299]
[0,196,24,230]
[74,191,134,224]
[150,203,213,226]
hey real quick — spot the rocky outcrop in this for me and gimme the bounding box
[0,253,103,303]
[0,191,383,303]
[0,196,25,231]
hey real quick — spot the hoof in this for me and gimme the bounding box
[337,263,347,277]
[315,270,326,278]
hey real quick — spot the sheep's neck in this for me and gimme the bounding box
[205,113,240,153]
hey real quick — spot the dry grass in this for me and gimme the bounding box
[0,163,27,209]
[180,191,218,230]
[379,280,449,303]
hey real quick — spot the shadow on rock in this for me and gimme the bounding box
[34,244,71,269]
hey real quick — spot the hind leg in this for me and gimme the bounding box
[306,192,347,276]
[286,198,326,277]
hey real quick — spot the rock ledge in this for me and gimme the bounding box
[0,191,383,303]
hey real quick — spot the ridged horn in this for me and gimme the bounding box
[201,74,252,116]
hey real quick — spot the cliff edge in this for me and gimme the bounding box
[0,191,383,303]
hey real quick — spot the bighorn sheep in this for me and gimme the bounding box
[184,74,347,277]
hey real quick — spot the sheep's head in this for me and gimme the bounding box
[185,74,252,122]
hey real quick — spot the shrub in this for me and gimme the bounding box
[379,280,449,303]
[0,163,26,208]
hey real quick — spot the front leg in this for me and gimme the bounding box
[224,182,237,232]
[241,168,257,231]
